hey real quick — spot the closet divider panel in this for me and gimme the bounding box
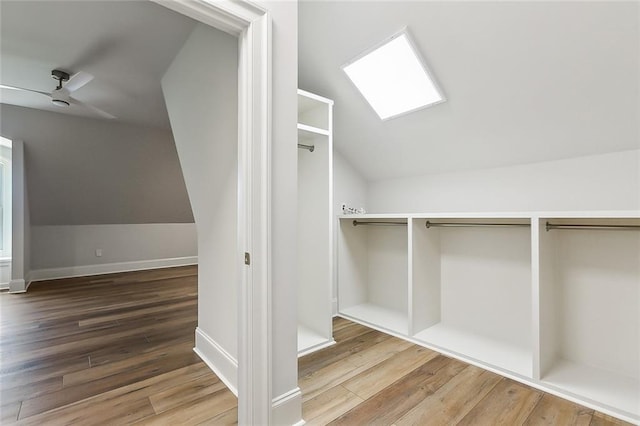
[539,217,640,421]
[410,218,441,336]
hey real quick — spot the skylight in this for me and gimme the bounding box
[342,30,444,120]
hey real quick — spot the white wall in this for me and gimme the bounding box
[161,22,239,388]
[332,149,368,313]
[334,149,368,215]
[30,223,196,272]
[9,140,29,292]
[368,150,640,213]
[298,135,330,335]
[261,1,300,423]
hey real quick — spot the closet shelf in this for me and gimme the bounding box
[340,303,408,335]
[297,123,329,137]
[298,325,336,356]
[543,360,639,421]
[413,324,532,377]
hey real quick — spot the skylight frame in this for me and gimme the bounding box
[341,27,446,121]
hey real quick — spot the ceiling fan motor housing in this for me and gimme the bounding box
[51,69,70,82]
[50,69,71,106]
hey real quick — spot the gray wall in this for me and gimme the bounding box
[0,104,193,225]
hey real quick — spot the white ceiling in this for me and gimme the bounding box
[300,1,640,181]
[0,1,197,129]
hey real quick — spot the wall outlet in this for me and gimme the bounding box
[95,249,103,257]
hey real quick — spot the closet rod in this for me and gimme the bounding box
[545,222,640,231]
[298,143,314,152]
[425,221,529,229]
[352,220,407,227]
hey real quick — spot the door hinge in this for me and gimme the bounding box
[244,252,251,266]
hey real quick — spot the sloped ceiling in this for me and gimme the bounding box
[0,1,196,128]
[299,1,639,181]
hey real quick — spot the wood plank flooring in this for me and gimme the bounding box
[0,267,633,425]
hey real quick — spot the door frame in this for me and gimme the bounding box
[151,1,272,424]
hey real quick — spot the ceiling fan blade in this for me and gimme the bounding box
[0,84,50,97]
[64,71,94,92]
[69,96,116,119]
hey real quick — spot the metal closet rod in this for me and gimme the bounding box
[352,220,407,227]
[298,143,314,152]
[425,221,529,229]
[546,222,640,231]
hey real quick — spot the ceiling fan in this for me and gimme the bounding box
[0,69,116,119]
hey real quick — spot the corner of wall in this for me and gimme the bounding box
[8,278,27,293]
[194,327,238,396]
[272,387,304,426]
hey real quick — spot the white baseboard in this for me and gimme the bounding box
[8,279,26,293]
[194,327,238,396]
[28,256,198,283]
[272,387,304,426]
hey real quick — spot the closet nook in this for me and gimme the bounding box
[337,211,640,423]
[297,89,335,355]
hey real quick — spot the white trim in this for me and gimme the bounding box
[236,7,273,426]
[297,88,334,106]
[272,387,304,426]
[8,278,26,293]
[28,256,197,283]
[151,1,275,424]
[194,327,239,396]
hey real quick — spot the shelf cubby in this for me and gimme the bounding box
[538,217,640,420]
[337,217,409,335]
[298,90,329,131]
[411,217,533,377]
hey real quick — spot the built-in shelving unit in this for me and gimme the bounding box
[337,211,640,423]
[297,89,335,356]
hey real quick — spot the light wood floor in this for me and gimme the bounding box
[0,267,632,425]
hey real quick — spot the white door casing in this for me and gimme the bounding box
[151,1,273,424]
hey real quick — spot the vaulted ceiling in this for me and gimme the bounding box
[0,1,196,128]
[299,1,640,180]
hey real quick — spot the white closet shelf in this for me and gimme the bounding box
[298,325,335,357]
[297,123,329,137]
[413,324,532,377]
[339,211,640,220]
[340,303,408,335]
[543,360,639,421]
